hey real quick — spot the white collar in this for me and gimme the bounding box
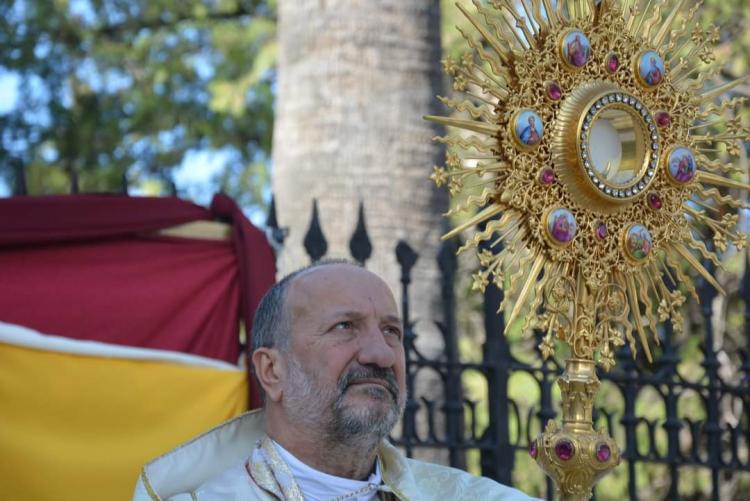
[271,440,383,501]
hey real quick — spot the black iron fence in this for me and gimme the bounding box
[268,199,750,501]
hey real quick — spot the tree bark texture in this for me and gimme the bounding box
[273,0,448,356]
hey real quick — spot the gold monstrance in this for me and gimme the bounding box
[427,0,749,499]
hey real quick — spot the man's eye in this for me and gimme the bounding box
[384,326,402,339]
[334,321,353,330]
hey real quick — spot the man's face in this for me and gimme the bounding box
[280,264,406,441]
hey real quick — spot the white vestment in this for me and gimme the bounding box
[132,410,539,501]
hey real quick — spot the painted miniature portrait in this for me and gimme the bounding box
[562,31,591,68]
[514,110,544,147]
[667,147,696,184]
[547,208,577,244]
[625,224,653,261]
[638,50,665,87]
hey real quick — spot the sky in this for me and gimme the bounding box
[0,70,18,197]
[0,50,229,212]
[0,0,241,213]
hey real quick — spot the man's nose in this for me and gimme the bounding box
[357,324,396,368]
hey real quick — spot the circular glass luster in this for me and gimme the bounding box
[512,109,544,149]
[624,224,653,261]
[555,439,575,461]
[546,81,563,101]
[647,192,663,210]
[529,440,538,459]
[596,443,612,462]
[666,146,697,185]
[579,92,658,200]
[595,221,608,240]
[606,52,620,73]
[539,167,556,185]
[546,208,577,245]
[656,111,671,128]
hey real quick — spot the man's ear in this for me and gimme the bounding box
[252,347,285,403]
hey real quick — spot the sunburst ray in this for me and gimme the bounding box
[430,0,749,376]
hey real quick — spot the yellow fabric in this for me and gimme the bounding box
[0,341,248,501]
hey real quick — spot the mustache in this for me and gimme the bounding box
[338,365,399,401]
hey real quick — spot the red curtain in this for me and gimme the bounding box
[0,194,275,406]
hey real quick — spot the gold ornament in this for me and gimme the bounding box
[427,0,749,499]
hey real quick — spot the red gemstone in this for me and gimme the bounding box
[656,111,672,127]
[648,192,662,210]
[596,443,611,462]
[529,440,538,459]
[546,82,562,101]
[596,222,608,240]
[555,440,574,460]
[540,168,556,185]
[607,54,620,73]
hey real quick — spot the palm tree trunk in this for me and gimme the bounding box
[273,0,447,347]
[272,0,450,463]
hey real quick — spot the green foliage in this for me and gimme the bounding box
[0,0,276,211]
[701,0,750,75]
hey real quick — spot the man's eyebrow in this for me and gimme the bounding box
[315,311,364,328]
[382,315,403,325]
[322,311,402,324]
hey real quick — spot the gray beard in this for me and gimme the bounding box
[283,355,405,443]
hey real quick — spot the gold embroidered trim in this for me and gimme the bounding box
[140,469,162,501]
[259,437,305,501]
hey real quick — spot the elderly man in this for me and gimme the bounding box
[134,261,536,500]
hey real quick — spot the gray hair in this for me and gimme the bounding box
[250,259,362,352]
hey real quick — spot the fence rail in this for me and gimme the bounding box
[269,198,750,501]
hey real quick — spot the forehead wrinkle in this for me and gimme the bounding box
[285,264,400,329]
[285,276,317,331]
